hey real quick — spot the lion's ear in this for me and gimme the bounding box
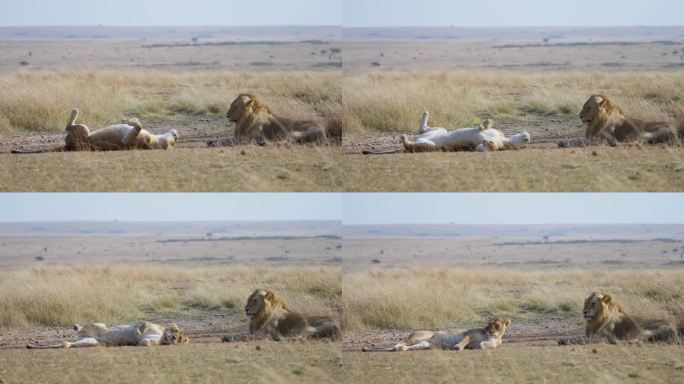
[601,294,613,304]
[504,319,511,326]
[264,290,275,301]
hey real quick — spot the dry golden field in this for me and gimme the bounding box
[340,224,684,383]
[0,221,342,383]
[0,70,342,191]
[341,70,684,191]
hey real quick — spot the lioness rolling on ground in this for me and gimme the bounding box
[558,292,682,345]
[400,111,530,152]
[221,288,340,342]
[558,94,680,147]
[207,93,341,146]
[11,108,178,153]
[362,317,511,352]
[26,321,188,349]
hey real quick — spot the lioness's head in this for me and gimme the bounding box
[158,129,178,149]
[227,93,271,123]
[484,317,511,338]
[580,94,622,124]
[161,323,189,345]
[245,289,287,318]
[583,292,623,321]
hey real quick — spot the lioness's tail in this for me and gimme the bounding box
[11,146,65,154]
[325,118,343,145]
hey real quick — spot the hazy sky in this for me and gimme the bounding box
[2,1,682,27]
[344,0,684,27]
[0,193,342,222]
[343,194,684,225]
[1,193,682,224]
[0,0,342,26]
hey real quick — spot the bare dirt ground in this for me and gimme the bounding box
[343,115,576,154]
[0,116,343,191]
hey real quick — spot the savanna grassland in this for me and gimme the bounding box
[341,27,684,192]
[0,27,343,191]
[341,224,684,383]
[0,221,342,384]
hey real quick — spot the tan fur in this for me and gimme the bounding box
[560,94,678,147]
[13,108,177,153]
[364,317,511,352]
[559,292,678,345]
[210,93,338,146]
[26,321,188,349]
[232,288,339,342]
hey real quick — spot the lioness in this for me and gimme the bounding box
[558,292,680,345]
[207,93,340,146]
[401,112,530,152]
[12,108,178,153]
[558,94,679,147]
[362,317,511,352]
[221,288,340,342]
[26,321,188,349]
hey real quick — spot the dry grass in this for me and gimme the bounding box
[343,71,684,132]
[0,341,341,384]
[0,70,341,133]
[341,146,684,192]
[342,267,684,331]
[0,265,341,329]
[344,344,684,384]
[0,146,342,192]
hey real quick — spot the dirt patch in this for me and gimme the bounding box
[0,310,246,350]
[0,116,230,154]
[344,315,583,352]
[343,115,581,154]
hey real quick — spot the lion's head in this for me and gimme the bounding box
[246,288,289,333]
[580,94,623,124]
[484,317,511,338]
[227,93,272,124]
[583,292,624,331]
[160,323,189,345]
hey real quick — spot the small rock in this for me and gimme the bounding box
[591,151,598,156]
[255,345,261,350]
[592,348,598,353]
[371,259,382,264]
[35,256,45,262]
[240,150,246,156]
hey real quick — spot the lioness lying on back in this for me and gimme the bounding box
[26,321,188,349]
[401,112,530,152]
[362,317,511,352]
[12,108,178,153]
[221,288,340,342]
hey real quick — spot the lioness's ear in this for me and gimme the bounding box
[504,319,511,326]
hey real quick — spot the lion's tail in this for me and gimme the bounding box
[325,118,343,145]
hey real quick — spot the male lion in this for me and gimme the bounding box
[400,112,530,152]
[26,321,188,349]
[362,317,511,352]
[207,93,340,146]
[558,94,679,147]
[221,288,340,342]
[12,108,178,153]
[558,292,680,345]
